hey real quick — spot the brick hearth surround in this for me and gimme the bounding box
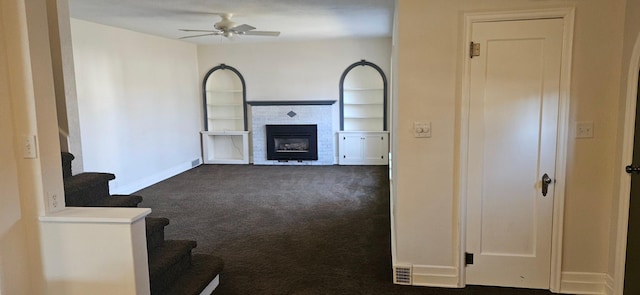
[249,101,335,165]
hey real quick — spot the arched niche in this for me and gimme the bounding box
[339,60,388,131]
[202,64,247,131]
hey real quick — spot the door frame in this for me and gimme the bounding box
[457,8,575,292]
[613,31,640,295]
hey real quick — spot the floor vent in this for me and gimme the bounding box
[393,265,412,285]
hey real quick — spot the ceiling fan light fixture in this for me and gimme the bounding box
[179,13,280,40]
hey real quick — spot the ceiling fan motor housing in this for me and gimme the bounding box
[214,15,235,31]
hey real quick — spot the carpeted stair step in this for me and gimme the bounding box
[61,152,74,179]
[146,217,170,251]
[63,172,115,206]
[86,194,143,208]
[159,254,224,295]
[148,240,198,295]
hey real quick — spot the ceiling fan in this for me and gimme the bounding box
[179,13,280,39]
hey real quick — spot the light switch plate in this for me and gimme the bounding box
[414,122,431,138]
[576,121,594,138]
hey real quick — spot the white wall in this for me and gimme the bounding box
[609,0,640,289]
[395,0,625,288]
[71,19,201,194]
[198,38,392,136]
[197,38,392,101]
[0,1,30,292]
[1,0,69,293]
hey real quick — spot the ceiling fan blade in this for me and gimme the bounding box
[179,29,219,32]
[179,32,220,39]
[243,31,281,37]
[231,24,256,33]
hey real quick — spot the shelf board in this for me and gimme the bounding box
[208,117,244,120]
[207,103,243,106]
[206,89,242,93]
[201,131,249,135]
[344,116,384,119]
[343,88,384,91]
[343,102,384,105]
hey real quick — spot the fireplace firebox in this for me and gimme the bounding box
[266,124,318,161]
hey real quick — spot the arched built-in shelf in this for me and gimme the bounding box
[338,60,389,165]
[339,59,388,132]
[202,64,247,131]
[201,64,250,164]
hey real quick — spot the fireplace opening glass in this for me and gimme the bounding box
[274,137,309,153]
[265,124,318,161]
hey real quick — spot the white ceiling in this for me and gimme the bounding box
[68,0,396,44]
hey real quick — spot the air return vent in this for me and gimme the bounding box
[393,265,412,285]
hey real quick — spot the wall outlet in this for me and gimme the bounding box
[48,192,59,210]
[23,135,37,158]
[576,121,594,138]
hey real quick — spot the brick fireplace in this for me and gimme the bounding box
[248,101,336,165]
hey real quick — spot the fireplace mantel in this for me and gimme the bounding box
[247,100,336,106]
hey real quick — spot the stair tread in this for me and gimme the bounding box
[148,240,198,280]
[146,217,170,251]
[145,217,170,235]
[61,152,75,178]
[86,194,143,208]
[63,172,116,194]
[159,254,224,295]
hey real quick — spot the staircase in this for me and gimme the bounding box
[61,152,224,295]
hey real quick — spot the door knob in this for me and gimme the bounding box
[542,173,552,197]
[626,165,640,174]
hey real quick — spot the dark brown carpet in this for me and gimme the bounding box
[136,165,560,295]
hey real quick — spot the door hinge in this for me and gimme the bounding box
[465,252,474,266]
[470,42,480,58]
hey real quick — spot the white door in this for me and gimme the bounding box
[465,18,564,289]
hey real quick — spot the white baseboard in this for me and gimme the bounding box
[604,274,614,295]
[110,160,196,194]
[560,272,608,295]
[199,275,219,295]
[411,265,459,288]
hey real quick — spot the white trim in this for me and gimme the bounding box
[39,207,151,224]
[198,275,220,295]
[390,0,399,268]
[411,265,459,288]
[605,274,615,295]
[457,7,575,291]
[560,272,608,295]
[613,31,640,295]
[110,160,195,194]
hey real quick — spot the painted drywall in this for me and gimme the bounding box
[197,38,392,141]
[48,0,83,173]
[395,0,625,280]
[609,0,640,286]
[71,19,201,194]
[0,1,30,293]
[197,38,391,101]
[40,208,151,295]
[1,0,69,293]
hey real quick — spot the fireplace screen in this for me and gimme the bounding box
[274,138,309,152]
[266,124,318,161]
